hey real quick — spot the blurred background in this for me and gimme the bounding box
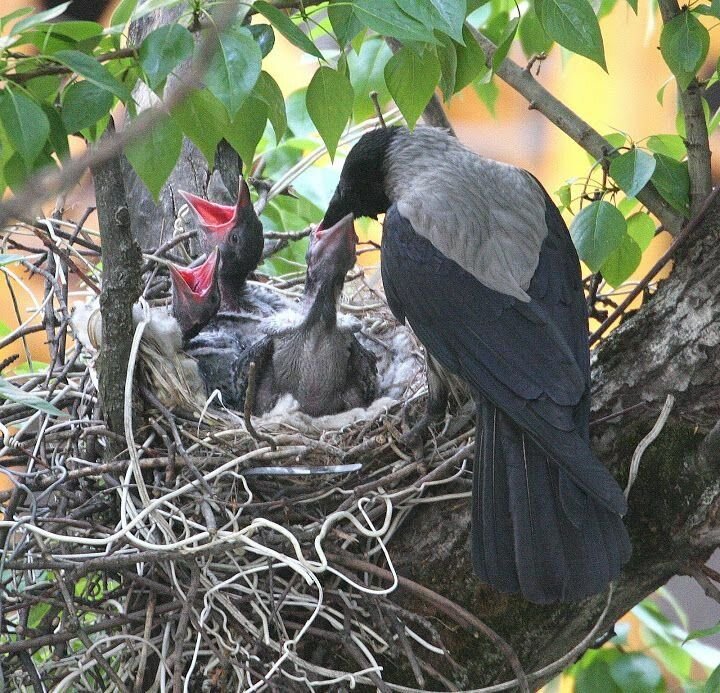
[2,0,720,689]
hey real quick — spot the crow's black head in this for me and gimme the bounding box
[322,127,399,227]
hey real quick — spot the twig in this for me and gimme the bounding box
[243,361,277,451]
[370,91,387,129]
[657,0,712,217]
[327,553,530,693]
[686,563,720,605]
[172,566,201,693]
[464,22,684,234]
[625,394,675,499]
[589,184,720,346]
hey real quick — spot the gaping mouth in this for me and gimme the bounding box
[169,247,219,297]
[179,191,237,236]
[313,213,358,253]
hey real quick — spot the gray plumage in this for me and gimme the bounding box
[385,127,548,302]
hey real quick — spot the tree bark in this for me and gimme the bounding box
[121,6,242,251]
[91,124,143,460]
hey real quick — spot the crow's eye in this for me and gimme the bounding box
[231,233,239,243]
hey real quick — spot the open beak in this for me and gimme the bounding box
[179,179,251,242]
[313,213,358,255]
[169,247,219,300]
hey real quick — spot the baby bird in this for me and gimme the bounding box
[241,213,377,416]
[169,247,220,340]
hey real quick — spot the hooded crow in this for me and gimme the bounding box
[320,125,631,604]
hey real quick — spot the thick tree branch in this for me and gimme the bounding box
[657,0,713,218]
[90,124,142,460]
[465,22,685,234]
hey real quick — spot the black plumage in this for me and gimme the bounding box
[321,125,631,603]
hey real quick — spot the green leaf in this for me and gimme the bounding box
[652,643,692,681]
[205,26,262,117]
[171,89,228,168]
[608,653,662,692]
[601,234,641,288]
[125,115,183,201]
[53,49,130,101]
[660,11,709,90]
[570,200,627,271]
[535,0,607,70]
[626,212,655,252]
[474,78,500,116]
[348,37,393,122]
[518,6,554,58]
[706,663,720,693]
[22,21,104,55]
[492,17,519,71]
[225,97,267,172]
[253,1,323,59]
[110,0,139,28]
[254,71,287,142]
[328,0,365,46]
[307,67,354,159]
[455,25,486,91]
[139,24,194,91]
[286,88,315,137]
[24,75,62,103]
[10,2,71,35]
[557,183,572,210]
[0,8,33,33]
[646,134,687,160]
[249,23,276,57]
[42,104,69,160]
[0,88,49,166]
[609,148,656,198]
[651,153,690,216]
[437,38,458,99]
[396,0,467,42]
[683,622,720,643]
[354,0,438,43]
[0,376,64,416]
[385,45,441,128]
[61,80,113,134]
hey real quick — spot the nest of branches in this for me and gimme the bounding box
[0,199,543,693]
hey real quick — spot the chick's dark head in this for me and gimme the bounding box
[180,179,264,288]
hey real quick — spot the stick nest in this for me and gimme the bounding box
[0,214,489,692]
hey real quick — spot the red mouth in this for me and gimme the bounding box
[179,191,237,236]
[169,247,219,297]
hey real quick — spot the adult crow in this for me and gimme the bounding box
[320,125,631,604]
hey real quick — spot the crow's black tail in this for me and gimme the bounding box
[472,403,631,604]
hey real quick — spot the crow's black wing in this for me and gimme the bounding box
[381,203,626,516]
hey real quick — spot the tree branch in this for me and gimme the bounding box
[657,0,712,218]
[91,123,142,459]
[465,22,685,234]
